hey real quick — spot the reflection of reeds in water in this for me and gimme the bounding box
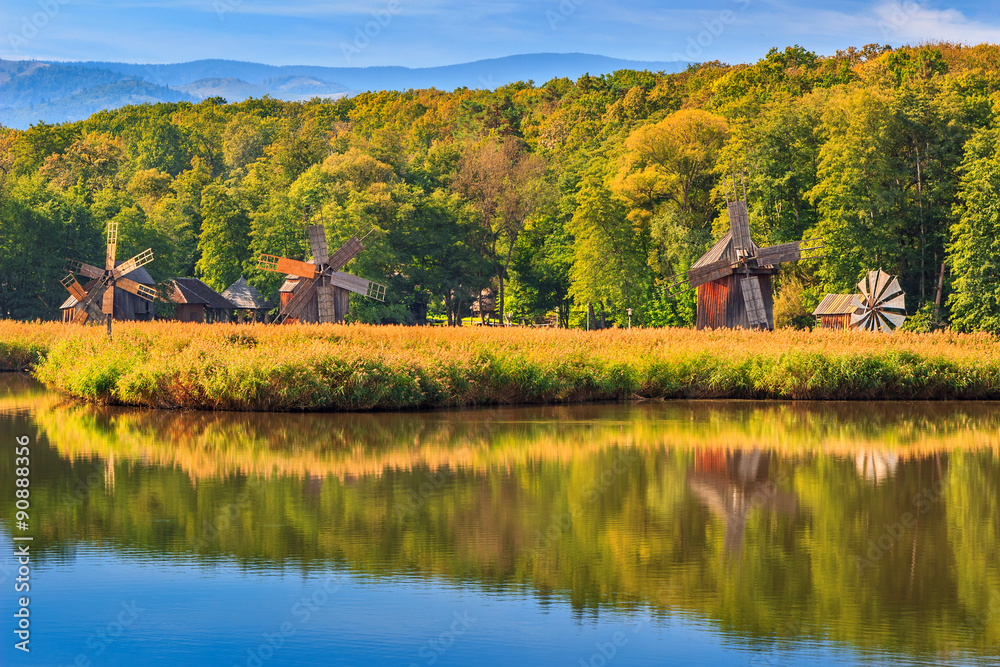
[27,396,1000,481]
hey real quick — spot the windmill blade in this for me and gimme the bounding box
[67,259,105,280]
[72,279,110,324]
[871,269,892,303]
[857,276,872,305]
[326,236,365,273]
[755,241,801,267]
[688,258,736,288]
[307,225,329,265]
[880,312,906,330]
[112,248,154,279]
[740,276,768,328]
[849,295,864,311]
[276,278,319,323]
[878,277,902,303]
[106,221,119,271]
[850,312,866,328]
[60,274,88,302]
[102,286,115,315]
[316,285,337,324]
[880,293,906,311]
[258,254,318,280]
[117,278,157,301]
[328,271,386,301]
[727,200,753,253]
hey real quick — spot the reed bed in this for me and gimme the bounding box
[2,320,1000,410]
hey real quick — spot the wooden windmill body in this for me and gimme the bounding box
[676,181,821,330]
[259,224,386,324]
[60,221,155,331]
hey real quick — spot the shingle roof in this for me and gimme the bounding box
[813,293,861,316]
[58,265,155,309]
[168,278,234,309]
[221,277,270,309]
[691,231,765,269]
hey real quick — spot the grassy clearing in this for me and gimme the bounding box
[3,321,1000,410]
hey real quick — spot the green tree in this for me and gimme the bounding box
[196,183,251,291]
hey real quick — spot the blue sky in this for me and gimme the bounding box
[2,0,1000,67]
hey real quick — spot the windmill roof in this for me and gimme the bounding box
[59,264,155,309]
[813,293,861,316]
[221,277,270,309]
[692,231,761,269]
[168,278,234,309]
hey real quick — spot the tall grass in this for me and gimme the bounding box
[3,320,1000,410]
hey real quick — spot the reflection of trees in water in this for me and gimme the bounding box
[2,380,1000,658]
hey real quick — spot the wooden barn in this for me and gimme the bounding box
[470,288,495,323]
[812,294,861,329]
[60,265,156,322]
[222,277,271,322]
[166,278,234,323]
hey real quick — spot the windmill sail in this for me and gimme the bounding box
[740,277,768,328]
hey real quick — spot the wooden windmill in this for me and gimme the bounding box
[669,177,821,330]
[60,221,155,334]
[258,222,386,324]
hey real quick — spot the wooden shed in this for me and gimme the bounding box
[222,277,271,322]
[60,265,156,322]
[690,232,775,330]
[812,294,861,329]
[166,278,234,323]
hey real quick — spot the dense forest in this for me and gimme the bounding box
[3,42,1000,330]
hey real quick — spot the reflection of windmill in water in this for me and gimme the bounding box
[258,212,386,324]
[60,221,156,336]
[855,451,899,483]
[668,175,822,330]
[687,449,797,553]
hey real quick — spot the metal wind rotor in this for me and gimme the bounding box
[257,220,386,324]
[850,268,907,333]
[60,221,156,325]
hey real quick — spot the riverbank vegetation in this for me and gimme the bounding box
[4,321,1000,409]
[5,43,1000,330]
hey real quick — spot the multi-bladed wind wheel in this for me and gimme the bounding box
[60,221,155,333]
[850,268,907,332]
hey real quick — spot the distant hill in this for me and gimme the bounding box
[0,53,686,129]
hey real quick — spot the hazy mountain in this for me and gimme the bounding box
[0,53,686,129]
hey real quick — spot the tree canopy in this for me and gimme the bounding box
[3,42,1000,328]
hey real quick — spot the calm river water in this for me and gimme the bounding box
[1,374,999,666]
